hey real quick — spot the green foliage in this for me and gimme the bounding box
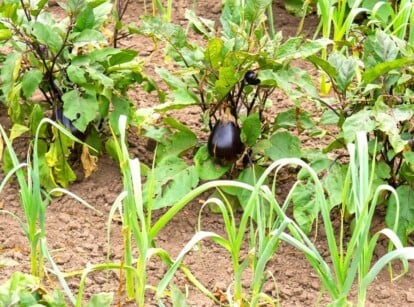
[0,0,155,189]
[0,118,99,282]
[134,0,328,228]
[0,272,66,307]
[309,28,414,240]
[278,133,414,306]
[0,271,113,307]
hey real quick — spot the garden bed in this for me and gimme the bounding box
[1,0,414,306]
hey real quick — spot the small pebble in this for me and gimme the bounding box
[406,290,414,302]
[93,275,108,285]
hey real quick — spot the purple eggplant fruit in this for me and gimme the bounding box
[244,70,260,85]
[208,111,244,161]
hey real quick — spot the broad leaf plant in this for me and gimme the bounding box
[0,0,155,189]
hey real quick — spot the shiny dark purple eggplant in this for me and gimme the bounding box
[208,119,244,161]
[244,70,260,85]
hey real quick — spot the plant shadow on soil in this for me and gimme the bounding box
[1,0,414,306]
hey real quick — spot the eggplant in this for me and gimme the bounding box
[208,118,244,161]
[244,70,260,85]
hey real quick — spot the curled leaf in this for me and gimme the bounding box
[81,144,98,179]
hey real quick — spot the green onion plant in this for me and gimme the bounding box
[151,131,414,305]
[105,115,232,306]
[276,132,414,305]
[0,119,98,280]
[153,161,318,304]
[368,0,414,45]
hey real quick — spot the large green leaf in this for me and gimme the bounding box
[194,146,230,180]
[1,52,22,99]
[328,52,357,93]
[205,38,224,70]
[9,124,30,142]
[71,29,106,46]
[274,108,315,130]
[155,67,187,90]
[362,58,414,84]
[372,30,399,62]
[75,5,95,31]
[155,118,198,161]
[276,38,329,61]
[109,49,138,66]
[292,181,319,234]
[308,55,337,81]
[241,113,261,146]
[185,9,215,38]
[400,152,414,184]
[323,163,347,209]
[29,105,47,137]
[156,88,199,111]
[342,110,376,143]
[374,110,405,153]
[67,65,87,85]
[36,140,59,192]
[62,89,99,132]
[21,69,42,98]
[32,21,63,53]
[265,131,301,160]
[0,28,12,41]
[215,66,239,100]
[146,156,199,209]
[109,96,131,134]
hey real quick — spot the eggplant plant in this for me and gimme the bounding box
[0,0,156,189]
[136,0,329,220]
[306,28,414,243]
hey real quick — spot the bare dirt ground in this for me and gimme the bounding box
[1,0,414,306]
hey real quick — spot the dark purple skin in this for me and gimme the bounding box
[208,119,244,161]
[55,107,83,139]
[244,70,260,85]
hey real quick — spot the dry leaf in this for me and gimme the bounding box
[81,144,98,178]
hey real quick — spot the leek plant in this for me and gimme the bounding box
[153,132,414,305]
[368,0,414,45]
[0,119,97,280]
[157,131,414,305]
[277,132,414,305]
[0,119,109,306]
[153,161,319,305]
[104,115,230,306]
[153,176,287,306]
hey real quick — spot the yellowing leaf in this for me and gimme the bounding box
[81,144,98,178]
[9,124,30,142]
[45,128,76,187]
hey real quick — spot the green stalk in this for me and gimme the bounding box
[111,116,153,306]
[267,1,275,40]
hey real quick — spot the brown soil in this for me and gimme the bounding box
[1,1,414,306]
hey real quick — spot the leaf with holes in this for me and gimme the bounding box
[62,89,99,132]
